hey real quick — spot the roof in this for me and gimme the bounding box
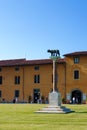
[64,51,87,57]
[0,59,26,67]
[0,58,65,67]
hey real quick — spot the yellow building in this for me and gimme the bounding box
[0,51,87,104]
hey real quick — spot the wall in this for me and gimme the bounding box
[0,63,66,103]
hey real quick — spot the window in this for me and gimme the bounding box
[0,91,2,98]
[74,57,79,64]
[0,76,2,84]
[15,67,20,71]
[15,90,20,97]
[74,70,79,79]
[34,66,39,70]
[15,76,20,84]
[34,75,40,83]
[0,68,2,72]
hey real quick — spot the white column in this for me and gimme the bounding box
[53,60,56,92]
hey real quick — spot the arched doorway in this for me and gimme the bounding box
[71,90,82,104]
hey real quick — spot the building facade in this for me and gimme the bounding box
[0,51,87,104]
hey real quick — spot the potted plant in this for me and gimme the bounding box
[62,98,66,104]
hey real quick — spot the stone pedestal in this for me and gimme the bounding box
[36,91,74,114]
[49,91,61,106]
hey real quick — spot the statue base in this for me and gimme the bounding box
[36,91,74,114]
[49,91,61,106]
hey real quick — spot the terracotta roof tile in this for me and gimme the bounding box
[0,58,65,67]
[25,58,65,65]
[0,59,26,66]
[64,51,87,56]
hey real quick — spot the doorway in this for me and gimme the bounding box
[33,89,40,103]
[71,90,82,104]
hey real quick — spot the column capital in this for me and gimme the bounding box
[50,56,60,61]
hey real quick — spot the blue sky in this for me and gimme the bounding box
[0,0,87,60]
